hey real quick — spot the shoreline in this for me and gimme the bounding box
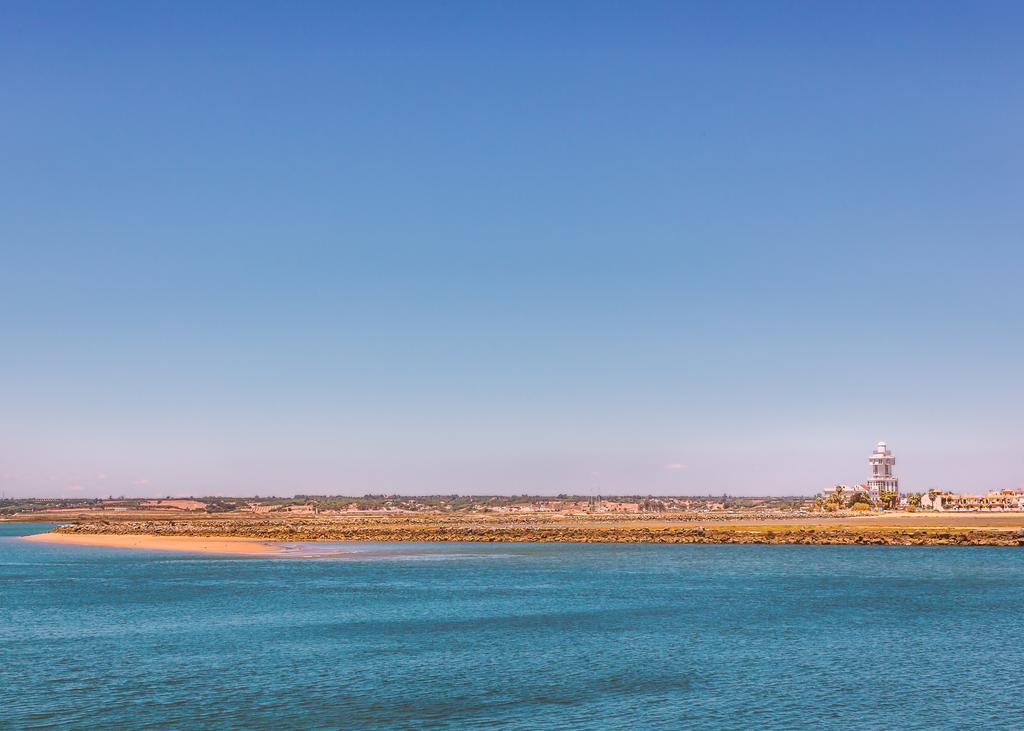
[36,516,1024,547]
[23,532,283,555]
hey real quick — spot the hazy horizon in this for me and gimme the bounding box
[3,2,1022,499]
[5,435,1022,500]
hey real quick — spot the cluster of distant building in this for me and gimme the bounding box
[246,497,728,515]
[919,488,1024,512]
[822,441,1024,511]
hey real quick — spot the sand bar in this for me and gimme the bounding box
[24,532,282,555]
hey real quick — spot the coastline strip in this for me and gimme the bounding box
[38,519,1024,546]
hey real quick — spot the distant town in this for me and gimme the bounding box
[2,443,1020,520]
[2,441,1019,520]
[1,493,808,519]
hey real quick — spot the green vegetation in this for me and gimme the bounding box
[848,492,872,508]
[879,490,900,510]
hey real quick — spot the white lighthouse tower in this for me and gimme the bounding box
[867,441,899,503]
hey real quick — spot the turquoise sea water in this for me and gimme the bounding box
[2,523,1023,730]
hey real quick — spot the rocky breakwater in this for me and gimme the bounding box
[52,518,1024,546]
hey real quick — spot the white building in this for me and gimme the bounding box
[821,441,900,506]
[866,441,899,502]
[822,483,868,503]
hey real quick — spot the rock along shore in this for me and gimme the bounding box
[52,518,1024,547]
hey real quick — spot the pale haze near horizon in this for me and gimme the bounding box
[2,2,1022,499]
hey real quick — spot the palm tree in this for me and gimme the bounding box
[834,485,846,509]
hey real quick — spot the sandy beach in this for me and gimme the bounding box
[24,532,282,555]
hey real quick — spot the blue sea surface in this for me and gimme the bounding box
[2,522,1023,729]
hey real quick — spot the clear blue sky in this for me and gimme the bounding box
[2,1,1022,498]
